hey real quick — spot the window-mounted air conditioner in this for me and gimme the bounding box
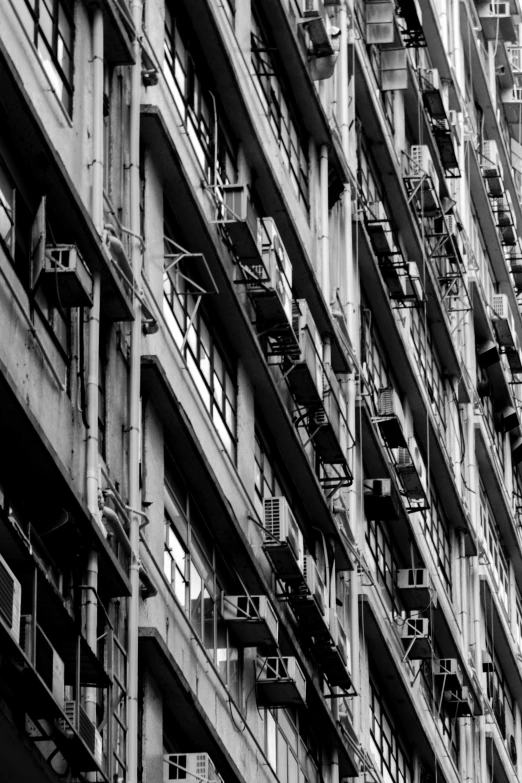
[0,552,21,643]
[477,339,501,368]
[60,700,103,766]
[395,439,427,500]
[411,145,439,198]
[366,216,396,256]
[478,2,517,43]
[39,245,94,308]
[313,611,352,687]
[491,293,516,348]
[433,658,464,690]
[364,478,401,521]
[250,217,293,328]
[365,0,394,45]
[216,184,259,262]
[289,300,323,406]
[444,686,477,717]
[310,370,349,464]
[424,68,440,91]
[256,656,307,707]
[222,595,279,646]
[163,752,222,783]
[20,615,65,709]
[447,110,463,145]
[289,553,329,636]
[302,1,336,58]
[400,616,432,658]
[404,262,424,301]
[397,569,435,609]
[494,194,515,227]
[375,387,407,448]
[262,497,304,582]
[302,554,327,616]
[482,140,503,180]
[506,345,522,374]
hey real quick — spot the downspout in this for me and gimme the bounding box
[320,143,330,305]
[85,4,104,725]
[128,2,143,783]
[341,0,360,741]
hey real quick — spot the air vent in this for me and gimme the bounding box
[0,553,21,643]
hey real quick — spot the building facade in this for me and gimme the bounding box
[0,0,521,783]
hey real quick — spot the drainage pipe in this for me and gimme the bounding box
[128,2,143,782]
[84,3,104,726]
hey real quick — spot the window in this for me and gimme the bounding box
[251,10,309,209]
[365,518,402,613]
[419,644,458,764]
[421,489,451,593]
[163,462,242,705]
[20,0,74,115]
[0,158,15,256]
[254,433,284,517]
[264,708,320,783]
[163,224,237,461]
[479,484,509,616]
[410,309,446,431]
[484,638,515,743]
[361,309,392,409]
[164,6,236,184]
[369,679,412,783]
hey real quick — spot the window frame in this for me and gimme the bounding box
[21,0,74,115]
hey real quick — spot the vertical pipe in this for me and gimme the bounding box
[128,2,143,782]
[92,7,104,234]
[85,272,101,730]
[320,144,330,305]
[85,4,104,728]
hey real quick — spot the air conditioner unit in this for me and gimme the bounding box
[366,219,396,255]
[39,246,94,307]
[433,658,464,690]
[375,387,407,448]
[424,68,440,91]
[410,145,439,205]
[448,110,462,145]
[400,616,432,658]
[494,195,514,227]
[61,701,103,766]
[395,439,427,500]
[363,479,401,521]
[365,0,394,44]
[20,615,65,709]
[216,184,259,261]
[310,370,349,464]
[288,300,323,405]
[302,2,335,58]
[482,140,503,180]
[444,686,477,717]
[302,554,327,616]
[0,552,21,643]
[379,258,409,299]
[313,611,352,687]
[289,554,329,636]
[262,497,304,582]
[505,345,522,373]
[397,569,435,609]
[163,752,222,783]
[404,262,424,301]
[491,293,516,347]
[222,595,279,646]
[256,656,307,707]
[250,218,293,327]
